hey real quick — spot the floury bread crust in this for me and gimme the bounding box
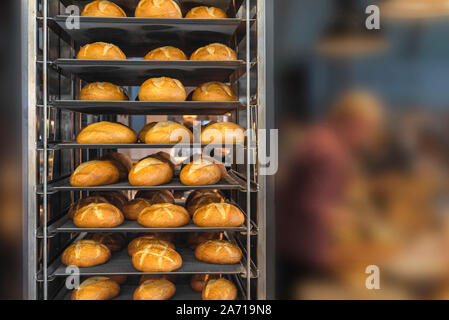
[77,42,126,60]
[62,240,111,267]
[79,82,128,101]
[81,1,127,17]
[71,276,120,300]
[135,0,183,18]
[190,43,237,61]
[70,160,120,187]
[185,6,227,19]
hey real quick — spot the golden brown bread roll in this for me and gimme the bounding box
[128,153,174,186]
[186,6,227,19]
[70,160,120,187]
[79,82,128,101]
[190,43,237,61]
[137,203,190,228]
[82,0,126,17]
[186,190,226,216]
[180,158,227,186]
[76,122,137,145]
[201,122,245,145]
[143,46,187,60]
[193,203,245,227]
[190,274,220,292]
[138,77,186,101]
[84,233,125,252]
[71,276,120,300]
[62,240,111,267]
[68,196,109,219]
[139,121,192,144]
[128,237,175,256]
[192,82,237,102]
[139,274,176,284]
[202,278,237,300]
[195,240,242,264]
[187,232,221,250]
[123,198,152,220]
[100,152,133,180]
[77,42,126,60]
[133,279,176,300]
[132,245,182,272]
[135,0,182,18]
[135,190,175,204]
[73,202,124,228]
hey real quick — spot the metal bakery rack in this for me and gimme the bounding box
[25,0,271,300]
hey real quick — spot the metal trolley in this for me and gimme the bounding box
[23,0,272,300]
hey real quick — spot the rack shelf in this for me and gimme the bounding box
[44,142,245,150]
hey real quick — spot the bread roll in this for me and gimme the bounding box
[70,160,120,187]
[138,77,186,101]
[77,42,126,60]
[187,232,221,250]
[92,191,129,210]
[82,0,126,17]
[143,46,187,60]
[190,43,237,61]
[123,198,152,220]
[133,279,176,300]
[107,275,127,285]
[71,276,120,300]
[137,203,190,228]
[139,121,192,144]
[128,237,175,256]
[193,203,244,227]
[62,240,111,267]
[202,278,237,300]
[139,274,176,284]
[79,82,128,101]
[84,233,126,252]
[76,122,137,145]
[195,240,242,264]
[190,274,219,292]
[68,196,109,219]
[201,122,245,145]
[135,190,175,205]
[100,152,133,180]
[128,153,174,186]
[192,82,237,102]
[135,0,182,18]
[132,245,182,272]
[186,190,226,216]
[73,202,124,228]
[186,6,227,19]
[180,159,227,186]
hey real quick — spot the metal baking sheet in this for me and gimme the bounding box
[50,100,244,115]
[52,247,245,276]
[53,59,246,86]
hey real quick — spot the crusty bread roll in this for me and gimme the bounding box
[71,276,120,300]
[133,279,176,300]
[139,274,176,284]
[128,237,175,256]
[73,202,124,228]
[192,82,237,102]
[137,203,190,228]
[77,42,126,60]
[123,198,152,220]
[138,77,186,101]
[79,82,128,101]
[193,203,245,227]
[190,43,237,61]
[143,46,187,60]
[70,160,120,187]
[195,240,242,264]
[76,122,137,145]
[186,190,226,216]
[190,274,219,292]
[187,232,221,250]
[82,0,126,17]
[92,191,128,210]
[68,196,109,219]
[135,190,175,205]
[138,121,192,144]
[202,278,237,300]
[132,245,182,272]
[128,153,174,186]
[186,6,227,19]
[84,233,125,252]
[201,122,245,144]
[62,240,111,267]
[100,152,133,180]
[180,158,227,186]
[135,0,182,18]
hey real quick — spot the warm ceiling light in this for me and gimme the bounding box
[382,0,449,20]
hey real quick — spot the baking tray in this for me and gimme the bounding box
[53,59,246,86]
[51,247,246,276]
[49,100,244,115]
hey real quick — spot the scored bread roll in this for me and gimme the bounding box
[143,46,187,60]
[82,0,126,17]
[79,82,128,101]
[202,278,237,300]
[201,122,245,144]
[70,160,120,187]
[71,276,120,300]
[180,158,227,186]
[140,274,176,284]
[135,190,175,204]
[190,274,220,292]
[133,279,176,300]
[128,153,174,186]
[77,42,126,60]
[68,196,109,219]
[132,245,182,272]
[195,240,242,264]
[76,122,137,145]
[135,0,182,18]
[100,152,133,180]
[187,232,221,250]
[92,191,128,210]
[128,237,175,256]
[186,190,226,216]
[190,43,237,61]
[62,240,111,267]
[139,121,192,144]
[73,202,124,228]
[193,203,245,227]
[123,198,153,220]
[137,203,190,228]
[84,233,126,252]
[186,6,227,19]
[192,82,237,102]
[138,77,186,101]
